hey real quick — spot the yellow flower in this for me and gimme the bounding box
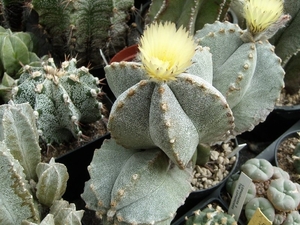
[138,22,196,82]
[244,0,283,34]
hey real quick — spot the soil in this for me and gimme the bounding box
[276,133,300,183]
[191,140,237,191]
[276,88,300,106]
[40,118,108,163]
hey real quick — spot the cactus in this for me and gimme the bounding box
[185,204,237,225]
[227,158,300,224]
[11,56,104,144]
[25,0,134,68]
[0,102,84,225]
[0,0,29,31]
[194,20,285,135]
[0,26,39,79]
[146,0,232,35]
[270,0,300,95]
[81,138,193,225]
[84,1,287,224]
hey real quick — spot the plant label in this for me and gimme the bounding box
[228,172,252,220]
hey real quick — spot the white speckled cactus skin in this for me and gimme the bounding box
[195,21,285,135]
[81,138,193,225]
[0,102,84,224]
[12,57,103,144]
[105,21,285,170]
[105,47,235,169]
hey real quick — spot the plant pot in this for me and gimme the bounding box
[173,140,241,223]
[172,188,244,225]
[189,139,240,199]
[109,44,139,63]
[238,108,299,143]
[274,129,300,184]
[273,104,300,121]
[56,133,111,202]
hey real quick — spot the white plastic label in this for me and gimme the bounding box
[228,172,252,220]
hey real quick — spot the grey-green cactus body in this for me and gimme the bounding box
[0,26,39,79]
[0,102,84,224]
[82,138,193,225]
[12,57,103,144]
[194,21,285,136]
[105,47,235,169]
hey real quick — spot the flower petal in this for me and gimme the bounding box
[138,22,196,81]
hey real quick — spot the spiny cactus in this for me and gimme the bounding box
[0,102,84,225]
[227,158,300,224]
[0,0,29,31]
[26,0,134,68]
[11,56,104,144]
[185,204,237,225]
[146,0,232,35]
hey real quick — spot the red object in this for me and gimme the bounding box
[110,44,139,63]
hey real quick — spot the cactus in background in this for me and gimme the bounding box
[270,0,300,95]
[185,204,237,225]
[81,138,193,225]
[27,0,134,68]
[227,158,300,224]
[11,56,104,144]
[0,102,84,225]
[0,26,39,79]
[146,0,232,34]
[0,0,29,31]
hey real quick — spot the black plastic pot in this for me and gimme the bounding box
[273,105,300,121]
[256,119,300,163]
[172,185,245,225]
[274,129,300,168]
[173,147,240,223]
[56,93,113,202]
[56,133,110,202]
[238,109,299,143]
[188,151,239,200]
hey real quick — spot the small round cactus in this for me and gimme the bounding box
[185,204,237,225]
[227,158,300,224]
[12,56,104,144]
